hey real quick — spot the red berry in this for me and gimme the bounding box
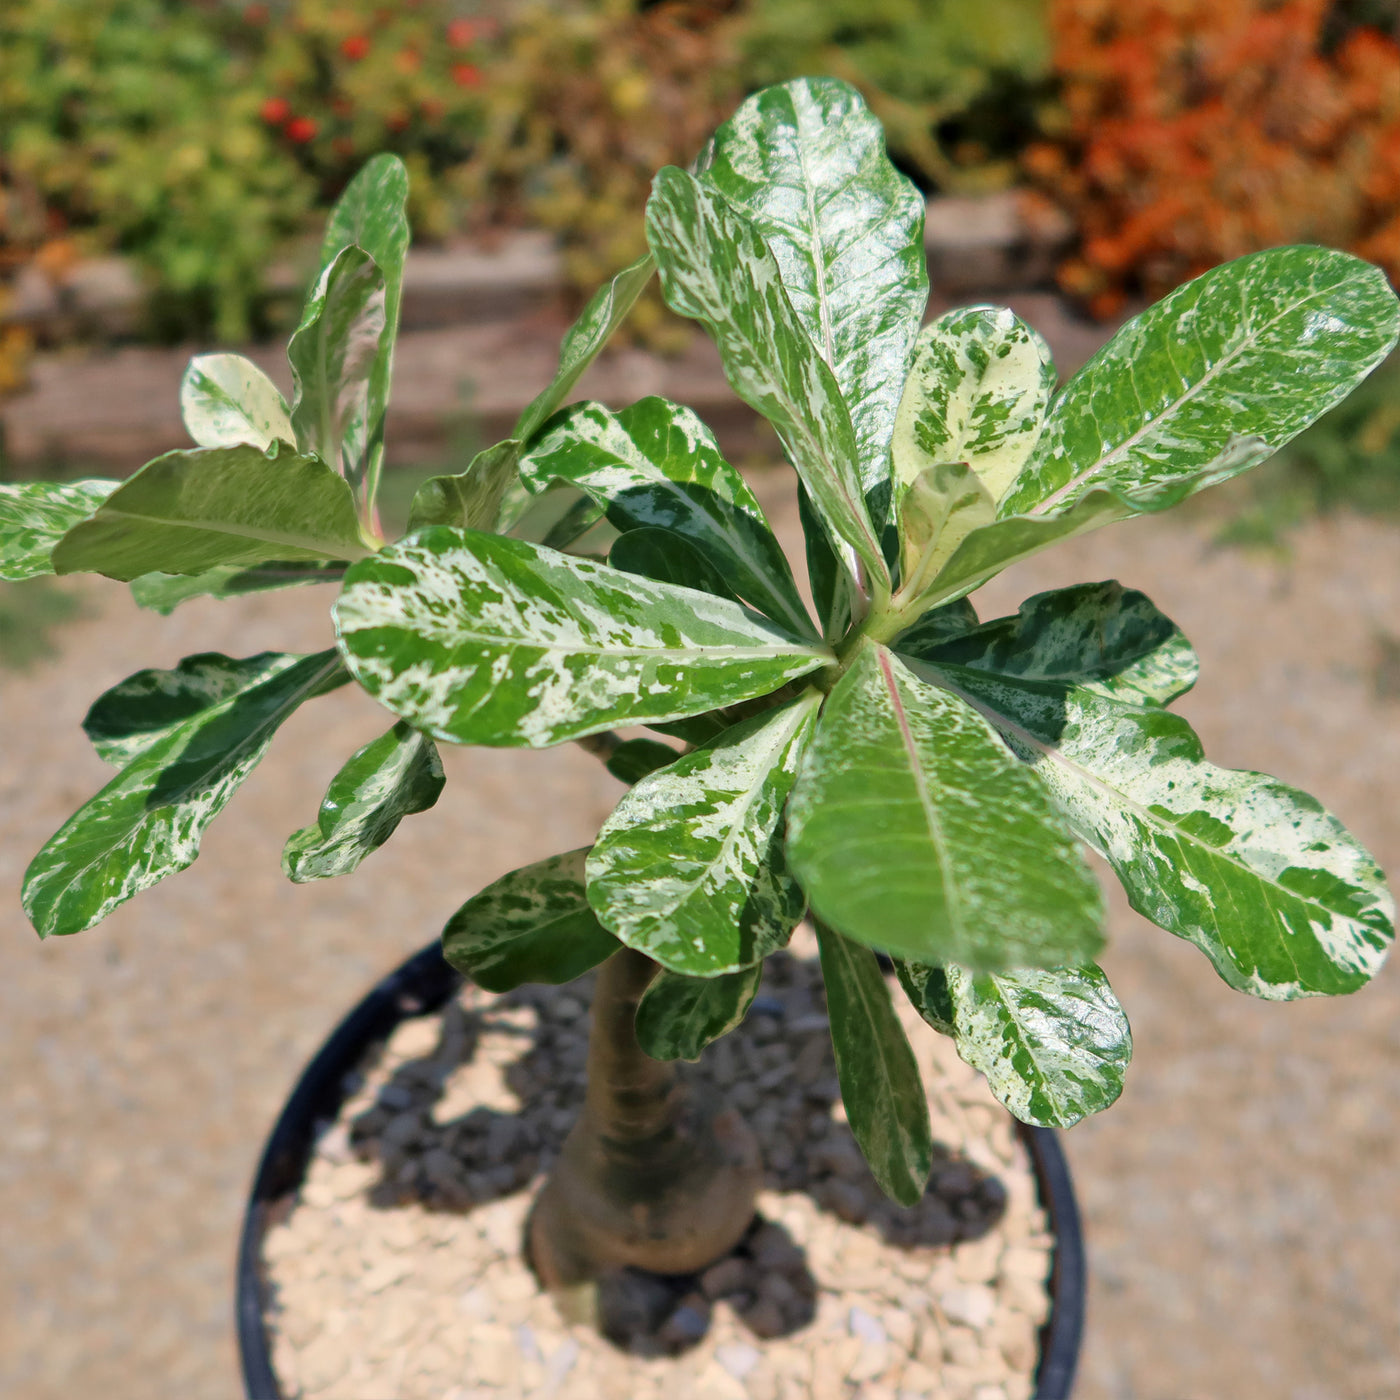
[446,19,475,48]
[260,97,291,124]
[340,34,371,61]
[451,62,482,89]
[285,116,319,143]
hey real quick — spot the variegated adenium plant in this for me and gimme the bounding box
[4,81,1398,1218]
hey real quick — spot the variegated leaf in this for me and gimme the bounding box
[893,307,1055,509]
[514,251,656,445]
[646,166,887,589]
[283,721,445,882]
[1002,246,1400,517]
[180,353,294,452]
[407,439,527,537]
[904,581,1198,706]
[441,848,619,992]
[288,245,387,482]
[129,561,345,615]
[786,645,1104,970]
[316,154,411,493]
[817,921,932,1207]
[333,527,830,748]
[800,484,859,645]
[897,435,1268,613]
[518,397,811,635]
[23,650,347,938]
[51,444,371,581]
[917,658,1394,999]
[889,597,978,656]
[0,479,118,580]
[587,690,822,975]
[698,77,928,517]
[896,460,995,603]
[83,652,306,766]
[905,961,1132,1129]
[634,965,761,1062]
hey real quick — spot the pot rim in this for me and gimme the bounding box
[236,941,1085,1400]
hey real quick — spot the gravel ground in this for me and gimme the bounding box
[2,481,1398,1400]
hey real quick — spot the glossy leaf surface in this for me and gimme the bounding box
[893,307,1054,507]
[604,737,680,786]
[288,245,386,481]
[817,922,931,1207]
[335,528,829,748]
[514,252,655,444]
[647,166,886,587]
[635,965,761,1062]
[1003,247,1400,517]
[0,479,117,580]
[283,721,444,882]
[921,655,1393,998]
[129,561,345,615]
[588,691,821,975]
[787,645,1104,969]
[180,354,294,452]
[908,962,1132,1129]
[83,652,305,766]
[52,444,370,581]
[609,527,740,603]
[699,77,927,514]
[906,581,1198,705]
[24,651,346,937]
[518,397,809,634]
[441,848,619,992]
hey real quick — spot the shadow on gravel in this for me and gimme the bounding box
[344,949,1007,1356]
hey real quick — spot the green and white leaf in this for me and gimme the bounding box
[896,460,995,602]
[0,479,118,580]
[890,596,978,656]
[786,644,1104,970]
[179,354,294,452]
[587,691,821,975]
[283,721,444,882]
[910,962,1132,1129]
[800,483,859,645]
[441,847,619,992]
[83,651,307,766]
[288,245,387,483]
[407,438,528,536]
[334,527,830,748]
[817,921,932,1207]
[647,166,886,588]
[1002,246,1400,517]
[513,251,656,445]
[129,561,345,615]
[51,444,371,581]
[316,154,411,492]
[905,435,1267,610]
[905,581,1198,706]
[698,77,928,515]
[635,964,761,1062]
[518,397,810,635]
[921,660,1394,999]
[23,650,347,938]
[893,306,1054,510]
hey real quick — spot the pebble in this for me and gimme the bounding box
[264,952,1054,1399]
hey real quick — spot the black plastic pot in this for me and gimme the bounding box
[237,941,1086,1399]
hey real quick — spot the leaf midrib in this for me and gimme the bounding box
[80,503,369,561]
[1030,279,1339,515]
[923,660,1362,943]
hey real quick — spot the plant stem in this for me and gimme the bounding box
[528,947,761,1287]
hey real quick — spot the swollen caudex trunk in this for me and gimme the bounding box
[528,947,761,1287]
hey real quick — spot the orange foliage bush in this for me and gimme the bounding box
[1030,0,1400,317]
